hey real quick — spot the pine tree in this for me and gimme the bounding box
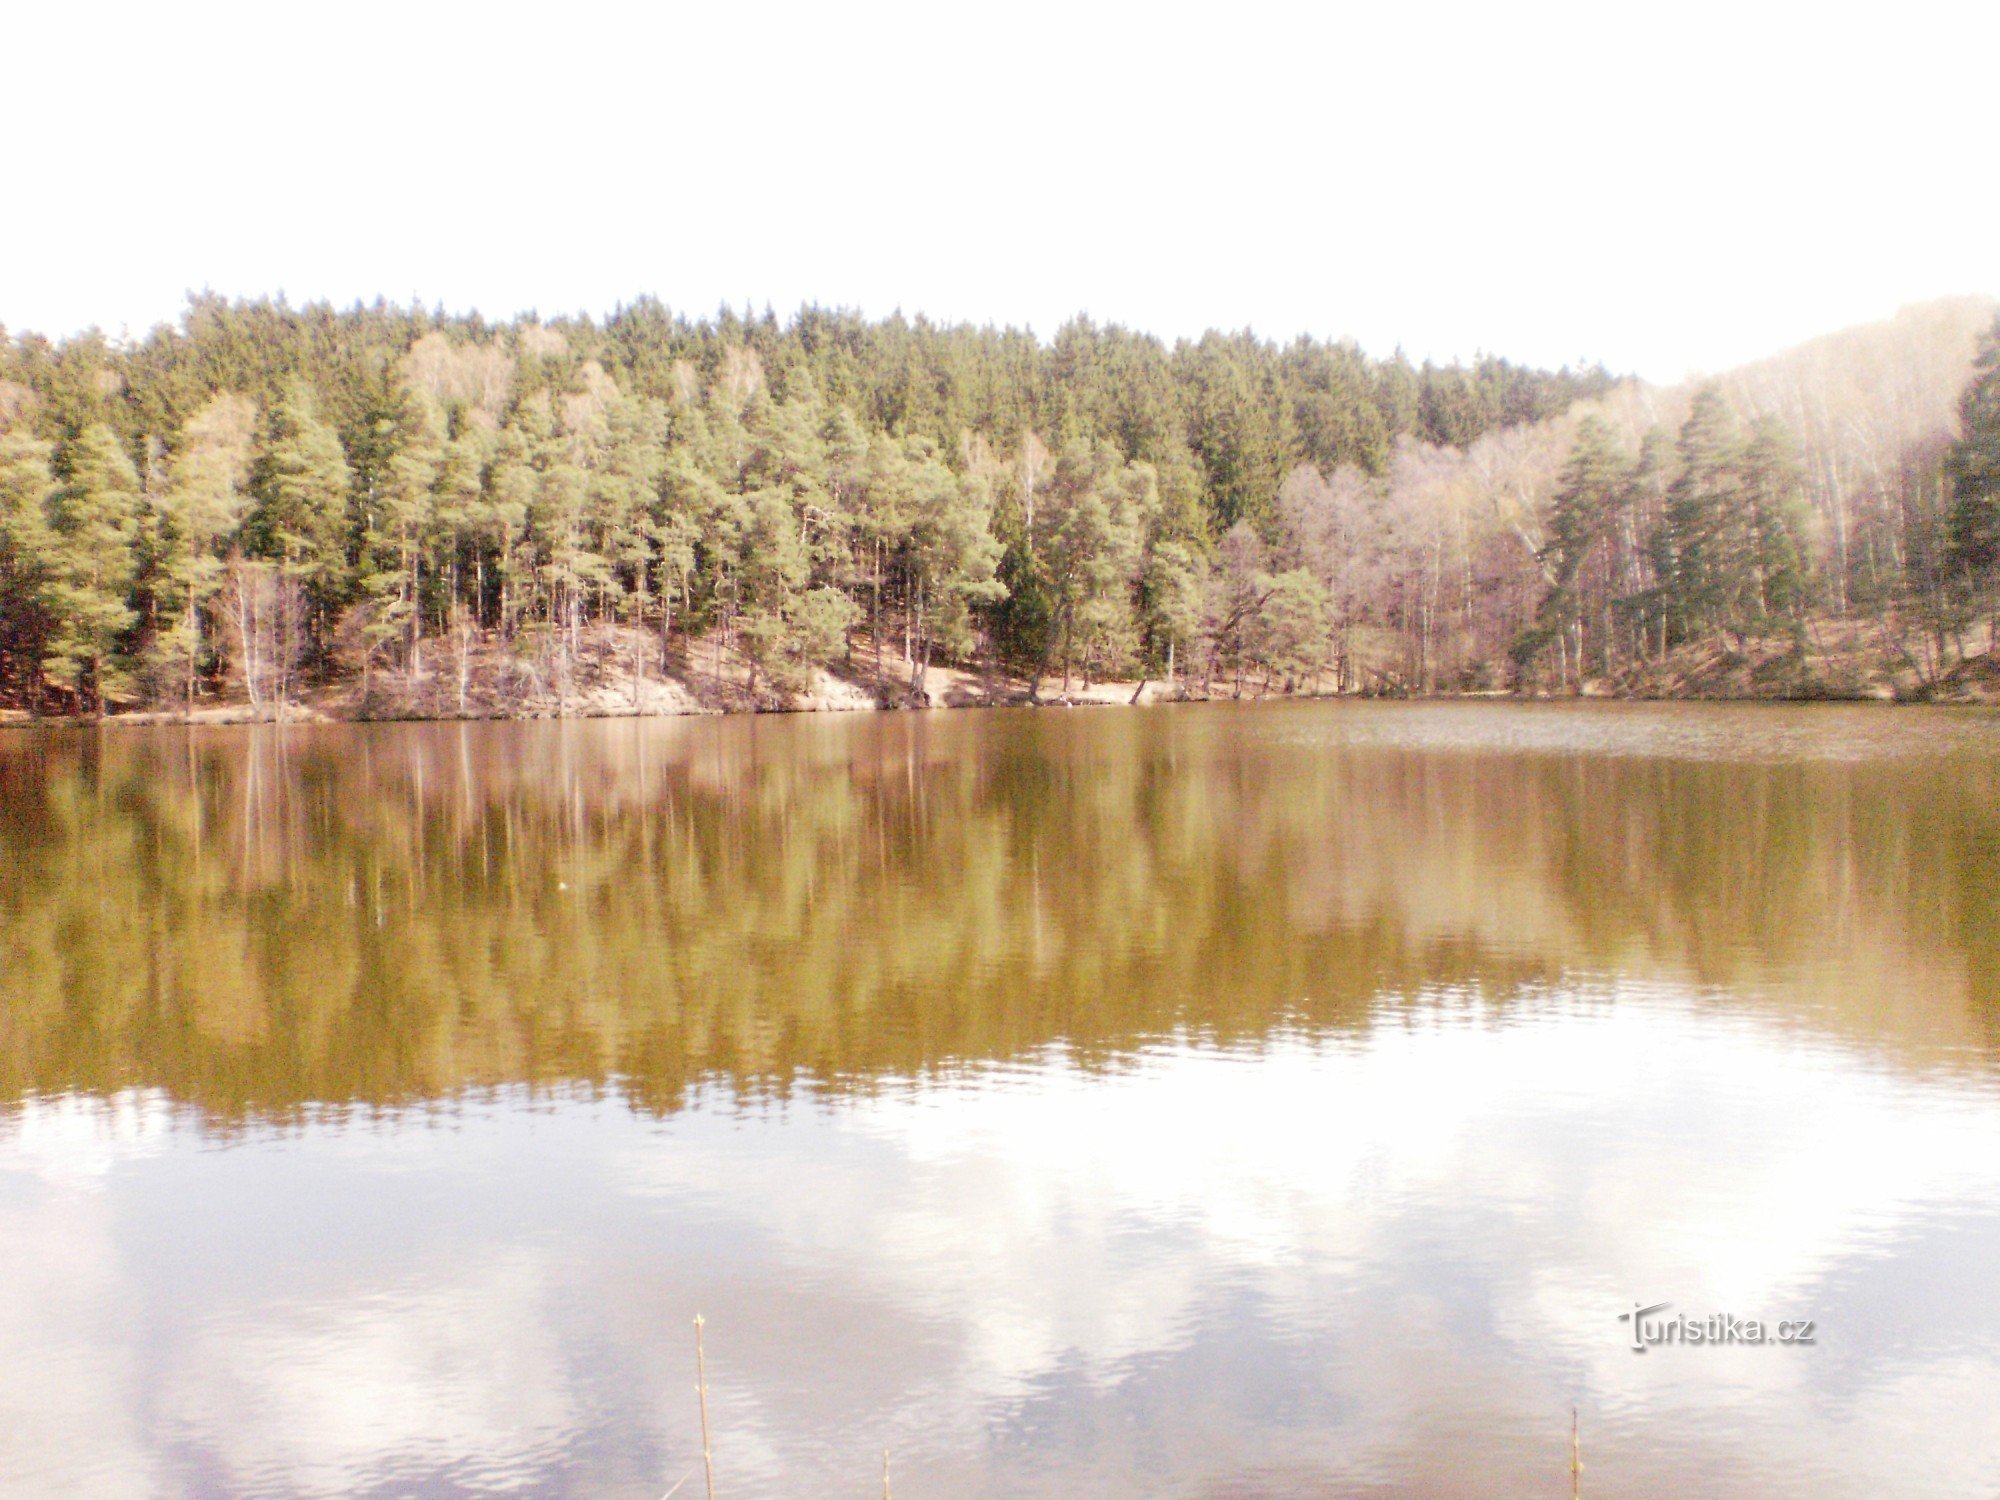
[1740,415,1811,628]
[1657,386,1745,646]
[257,387,354,632]
[1251,568,1334,689]
[1629,426,1674,658]
[1946,315,2000,606]
[736,488,818,694]
[1180,335,1286,530]
[358,382,444,680]
[595,389,669,698]
[0,429,58,705]
[1141,538,1208,685]
[905,461,1005,700]
[1037,442,1151,692]
[519,388,602,706]
[1522,416,1629,686]
[150,392,256,710]
[44,424,144,712]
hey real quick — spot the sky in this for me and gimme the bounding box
[3,0,1994,382]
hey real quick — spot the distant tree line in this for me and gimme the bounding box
[2,293,1994,715]
[0,295,1613,713]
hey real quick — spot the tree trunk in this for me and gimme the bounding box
[911,581,926,703]
[408,540,421,681]
[186,581,199,723]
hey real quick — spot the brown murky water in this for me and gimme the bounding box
[3,701,1998,1496]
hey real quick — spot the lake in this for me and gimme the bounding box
[3,701,1998,1497]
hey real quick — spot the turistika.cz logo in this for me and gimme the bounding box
[1619,1301,1816,1352]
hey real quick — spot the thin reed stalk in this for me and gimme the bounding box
[695,1314,715,1500]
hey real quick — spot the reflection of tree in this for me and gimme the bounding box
[0,710,1994,1121]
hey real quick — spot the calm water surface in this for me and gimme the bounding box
[3,701,1999,1497]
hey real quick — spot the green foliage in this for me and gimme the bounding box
[255,387,354,611]
[0,430,58,696]
[1659,386,1745,642]
[1656,388,1814,646]
[356,381,443,671]
[43,425,144,707]
[1254,567,1335,685]
[1029,443,1154,687]
[0,295,1620,710]
[1947,314,2000,593]
[1740,415,1812,625]
[1140,538,1208,676]
[147,392,256,703]
[1519,416,1633,678]
[906,466,1005,672]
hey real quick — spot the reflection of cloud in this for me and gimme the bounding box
[0,1093,179,1494]
[2,1089,176,1186]
[0,1096,616,1497]
[0,1183,158,1496]
[157,1250,578,1494]
[622,993,2000,1494]
[5,999,2000,1495]
[637,994,2000,1334]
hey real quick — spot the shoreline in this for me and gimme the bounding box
[5,681,1994,730]
[5,625,1996,729]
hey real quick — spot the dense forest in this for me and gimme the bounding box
[0,293,1994,718]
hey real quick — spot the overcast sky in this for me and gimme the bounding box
[4,0,1992,382]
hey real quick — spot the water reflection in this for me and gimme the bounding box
[2,703,1997,1116]
[3,702,2000,1496]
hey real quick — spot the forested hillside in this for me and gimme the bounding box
[1352,296,2000,700]
[0,293,1994,718]
[1526,297,2000,695]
